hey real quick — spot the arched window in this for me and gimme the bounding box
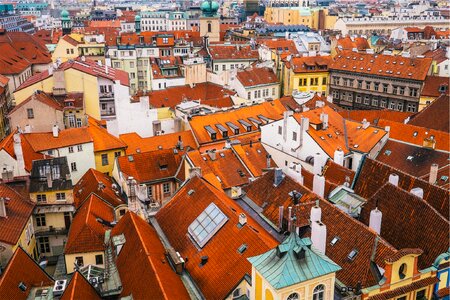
[287,292,299,300]
[399,263,407,279]
[312,285,325,300]
[208,23,212,33]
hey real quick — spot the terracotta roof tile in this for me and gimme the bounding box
[155,177,278,299]
[64,195,115,254]
[338,109,412,125]
[119,131,197,155]
[60,271,101,300]
[330,51,432,81]
[9,91,63,115]
[285,55,332,73]
[0,43,31,75]
[117,149,183,183]
[0,185,34,245]
[421,76,449,98]
[231,141,275,177]
[87,117,126,152]
[22,127,92,152]
[73,168,125,209]
[111,212,190,299]
[408,94,449,132]
[0,247,54,300]
[236,66,278,87]
[208,44,259,60]
[354,158,449,220]
[258,38,299,55]
[336,36,370,51]
[378,119,449,152]
[423,47,447,64]
[322,159,355,186]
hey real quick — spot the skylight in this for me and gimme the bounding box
[188,203,228,248]
[348,249,358,261]
[384,150,391,156]
[330,236,340,246]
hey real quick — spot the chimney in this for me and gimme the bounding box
[289,190,301,205]
[273,168,284,187]
[287,206,292,232]
[282,111,293,142]
[388,173,399,186]
[52,124,59,138]
[266,154,271,169]
[0,197,7,218]
[313,174,325,198]
[320,113,328,129]
[384,126,390,132]
[207,150,216,161]
[369,207,382,234]
[313,153,323,175]
[333,148,344,166]
[429,163,438,184]
[24,124,31,133]
[189,167,202,178]
[176,135,184,150]
[239,213,247,226]
[105,64,109,74]
[310,200,321,223]
[13,133,25,175]
[311,220,327,254]
[410,187,424,199]
[278,206,284,229]
[224,139,231,149]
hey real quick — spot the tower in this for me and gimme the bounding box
[200,0,220,42]
[135,14,141,34]
[61,10,71,35]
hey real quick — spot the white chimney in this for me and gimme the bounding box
[429,163,438,184]
[207,150,216,160]
[282,111,293,142]
[388,173,399,186]
[369,207,382,234]
[105,64,109,74]
[52,124,59,138]
[301,117,309,132]
[311,220,327,254]
[239,213,247,226]
[333,148,344,166]
[24,124,31,133]
[320,113,328,129]
[0,197,7,218]
[13,133,25,176]
[313,174,325,198]
[310,201,321,223]
[286,163,303,185]
[384,126,391,132]
[410,187,424,199]
[313,153,323,175]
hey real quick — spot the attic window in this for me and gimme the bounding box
[413,131,418,137]
[188,203,228,248]
[374,130,379,134]
[237,243,248,254]
[127,155,134,162]
[440,176,448,182]
[205,125,217,140]
[320,136,325,140]
[384,150,391,156]
[406,156,414,161]
[330,236,340,246]
[226,122,240,135]
[353,144,359,148]
[159,160,168,170]
[238,119,252,132]
[348,249,358,261]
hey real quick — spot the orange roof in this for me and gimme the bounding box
[0,247,54,300]
[235,66,278,87]
[73,168,125,209]
[61,35,80,46]
[111,212,190,299]
[378,119,450,152]
[0,185,34,245]
[117,149,183,183]
[336,36,370,51]
[408,94,449,133]
[189,100,286,145]
[87,117,126,152]
[338,109,412,125]
[421,76,449,97]
[330,51,432,81]
[258,38,299,55]
[208,44,259,60]
[9,91,63,115]
[155,176,278,299]
[60,272,101,300]
[231,141,275,177]
[65,194,115,254]
[119,130,197,155]
[284,55,332,73]
[0,43,31,75]
[89,20,121,29]
[23,127,93,152]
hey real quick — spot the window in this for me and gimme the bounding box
[163,183,170,194]
[407,103,416,112]
[38,237,50,253]
[287,293,299,300]
[208,23,212,32]
[397,103,403,111]
[278,126,282,135]
[233,289,241,298]
[372,97,379,106]
[389,102,396,110]
[292,131,297,141]
[357,80,362,88]
[332,90,339,99]
[247,91,251,99]
[397,297,407,300]
[381,99,387,108]
[27,108,34,119]
[75,256,84,267]
[77,145,83,151]
[311,77,318,86]
[101,154,109,166]
[383,84,388,93]
[374,82,379,91]
[95,254,103,265]
[365,82,371,89]
[56,193,66,200]
[322,77,327,85]
[71,162,77,172]
[313,284,325,300]
[399,263,407,279]
[70,49,74,54]
[356,94,362,103]
[188,202,228,248]
[364,96,370,105]
[147,186,153,198]
[66,49,70,54]
[36,214,46,227]
[114,151,121,158]
[416,290,426,300]
[36,194,47,203]
[76,118,82,127]
[410,88,418,97]
[68,146,74,153]
[222,65,226,71]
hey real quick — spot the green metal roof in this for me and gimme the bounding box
[248,233,341,289]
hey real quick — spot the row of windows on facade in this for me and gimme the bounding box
[332,90,417,112]
[101,151,122,166]
[147,182,171,198]
[332,76,419,97]
[214,63,250,72]
[16,69,32,87]
[248,88,276,99]
[111,47,176,60]
[35,212,70,228]
[36,193,66,202]
[65,48,75,55]
[297,77,327,87]
[27,109,84,128]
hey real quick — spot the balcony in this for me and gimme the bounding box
[35,226,69,237]
[52,87,66,96]
[99,92,115,99]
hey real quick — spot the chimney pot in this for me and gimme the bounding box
[369,207,382,234]
[388,173,399,186]
[429,163,438,184]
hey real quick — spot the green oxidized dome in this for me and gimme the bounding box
[135,14,141,21]
[61,9,69,18]
[201,0,219,17]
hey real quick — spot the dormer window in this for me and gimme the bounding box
[399,263,407,279]
[205,126,217,140]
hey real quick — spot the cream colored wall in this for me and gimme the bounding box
[14,77,54,104]
[52,38,79,63]
[9,99,64,132]
[200,17,220,42]
[183,63,207,85]
[65,251,105,274]
[30,190,74,205]
[14,217,37,261]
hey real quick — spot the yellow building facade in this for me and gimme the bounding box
[264,7,337,30]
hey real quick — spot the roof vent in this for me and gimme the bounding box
[18,282,27,292]
[239,213,247,227]
[200,256,208,266]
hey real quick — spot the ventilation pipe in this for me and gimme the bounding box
[313,174,325,198]
[429,163,438,184]
[388,174,399,186]
[333,148,344,166]
[369,207,382,234]
[410,187,424,199]
[52,124,59,138]
[310,200,321,223]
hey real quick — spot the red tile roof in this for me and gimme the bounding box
[9,91,63,115]
[330,51,433,81]
[87,117,126,152]
[156,176,278,299]
[421,76,449,98]
[117,149,183,183]
[119,130,197,155]
[111,212,190,299]
[61,35,80,47]
[22,127,93,152]
[208,44,259,60]
[408,94,449,133]
[0,185,34,245]
[0,247,54,300]
[378,119,450,152]
[231,141,275,177]
[284,55,332,73]
[146,82,235,109]
[423,47,448,64]
[338,109,412,125]
[235,66,278,87]
[60,271,101,300]
[64,194,115,254]
[73,168,125,209]
[88,20,121,29]
[0,43,31,75]
[258,38,299,55]
[336,36,370,51]
[360,182,449,270]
